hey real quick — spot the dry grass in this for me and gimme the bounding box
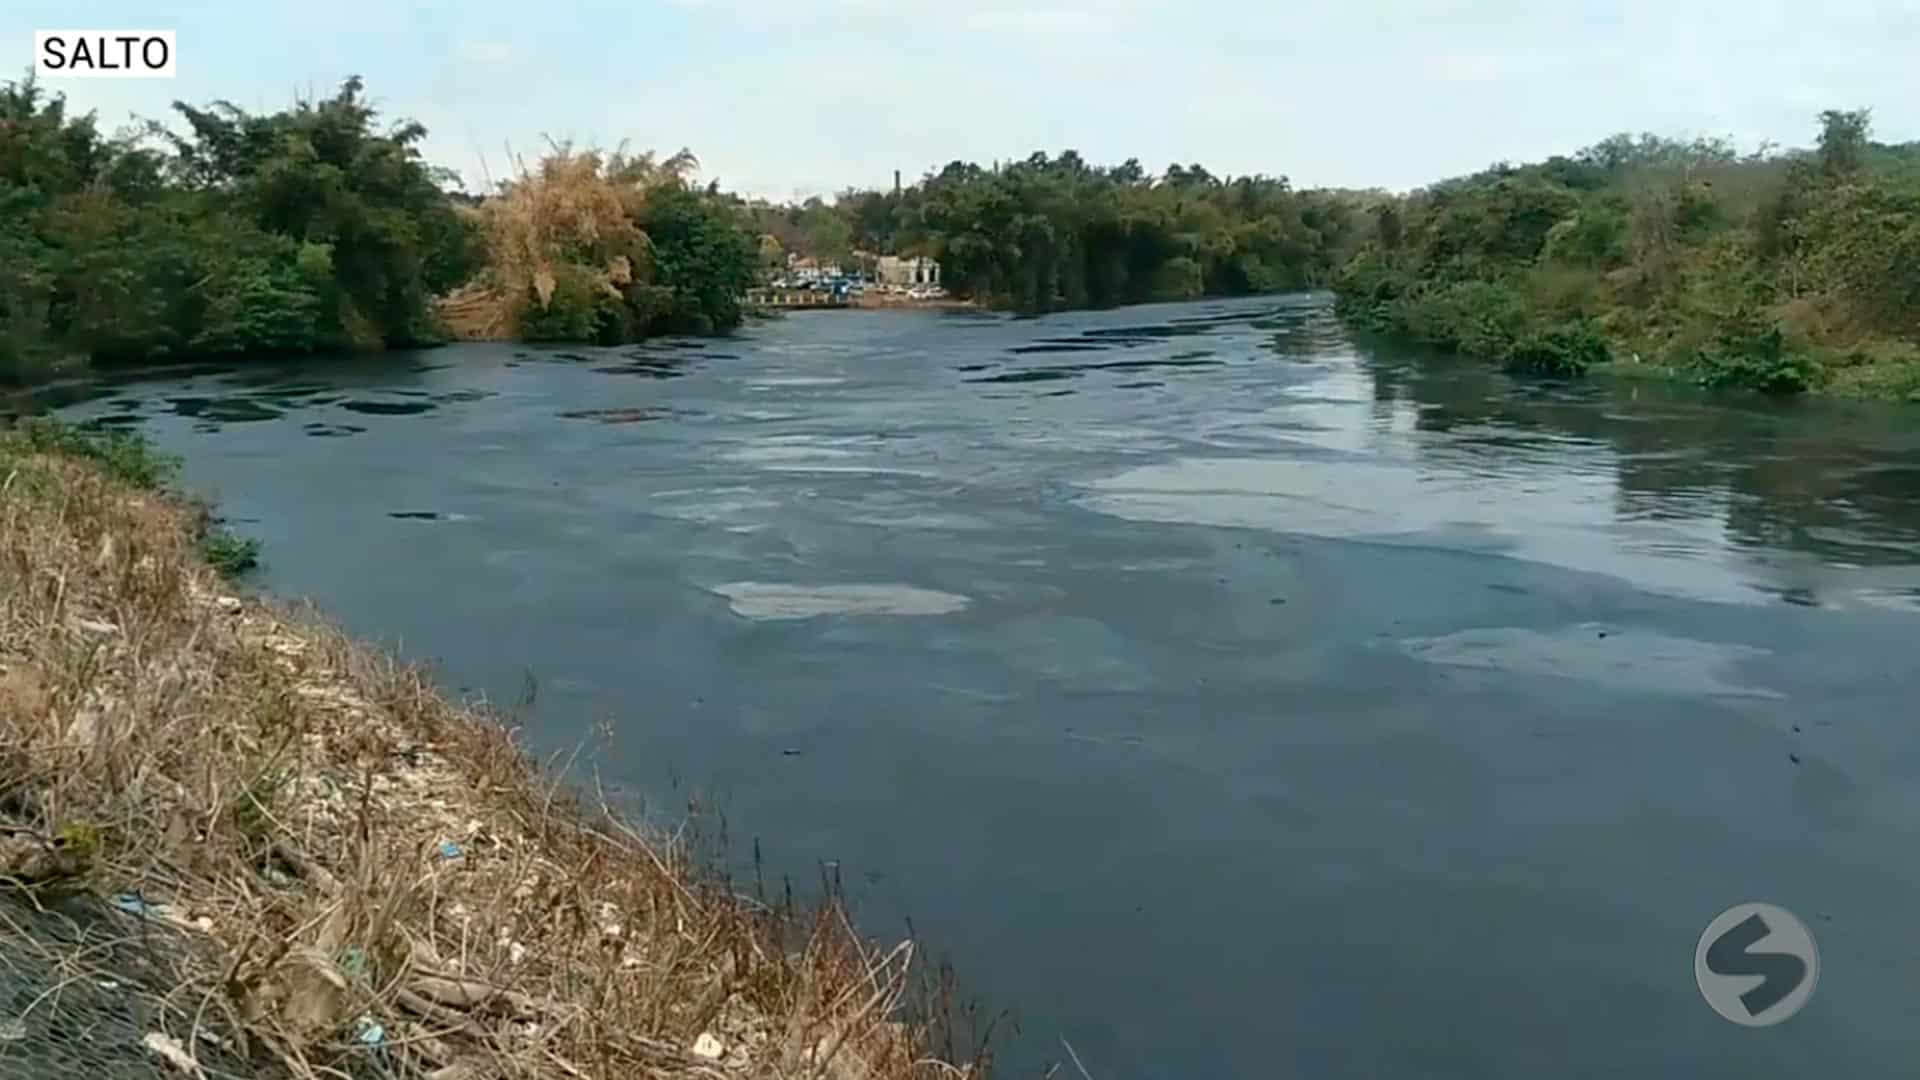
[0,435,964,1079]
[439,145,697,341]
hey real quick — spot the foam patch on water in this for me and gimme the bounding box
[723,445,859,463]
[1399,624,1783,699]
[745,376,846,388]
[759,464,940,477]
[713,582,970,620]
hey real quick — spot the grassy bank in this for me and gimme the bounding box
[0,422,952,1079]
[1332,111,1920,401]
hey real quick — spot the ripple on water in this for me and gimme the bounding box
[744,376,846,388]
[967,370,1078,384]
[711,582,970,620]
[557,407,679,424]
[302,422,366,438]
[167,397,283,423]
[1856,586,1920,613]
[340,400,435,417]
[1009,343,1111,355]
[590,360,692,378]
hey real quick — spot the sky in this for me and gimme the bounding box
[6,1,1918,202]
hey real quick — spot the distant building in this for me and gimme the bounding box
[786,254,841,283]
[876,255,940,287]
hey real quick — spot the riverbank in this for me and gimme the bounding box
[0,422,941,1079]
[852,294,977,313]
[1331,114,1920,402]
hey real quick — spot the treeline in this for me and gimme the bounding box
[1,76,477,383]
[756,154,1368,313]
[0,76,757,385]
[1333,110,1920,398]
[17,73,1915,400]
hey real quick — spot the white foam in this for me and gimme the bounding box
[1399,624,1783,699]
[712,582,970,620]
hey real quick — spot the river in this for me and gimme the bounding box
[52,294,1920,1077]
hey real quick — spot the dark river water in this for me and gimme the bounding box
[52,294,1920,1078]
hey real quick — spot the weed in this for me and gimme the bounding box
[201,527,261,577]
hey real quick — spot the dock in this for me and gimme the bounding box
[745,287,850,310]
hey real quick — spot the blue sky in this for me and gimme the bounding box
[7,2,1917,201]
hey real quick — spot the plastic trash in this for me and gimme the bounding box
[142,1032,198,1074]
[111,893,159,917]
[437,840,463,860]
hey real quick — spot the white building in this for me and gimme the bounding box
[785,254,841,283]
[876,255,941,287]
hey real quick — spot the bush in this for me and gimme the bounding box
[514,265,622,343]
[1331,248,1411,330]
[200,527,261,577]
[1507,320,1610,376]
[1692,322,1819,393]
[1542,204,1629,267]
[1149,256,1206,301]
[1397,280,1530,358]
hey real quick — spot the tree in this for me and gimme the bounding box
[854,149,1360,313]
[637,185,756,334]
[1817,108,1872,180]
[798,200,853,265]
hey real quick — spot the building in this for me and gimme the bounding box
[875,255,941,287]
[785,254,841,283]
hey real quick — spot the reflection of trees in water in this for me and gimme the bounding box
[1257,304,1354,363]
[1350,335,1920,567]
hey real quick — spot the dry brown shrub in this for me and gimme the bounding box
[437,145,699,341]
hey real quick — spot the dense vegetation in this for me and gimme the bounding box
[1,76,480,383]
[1,76,758,385]
[439,147,757,343]
[1333,110,1920,398]
[769,154,1366,313]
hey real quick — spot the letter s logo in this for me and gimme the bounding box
[1696,902,1819,1026]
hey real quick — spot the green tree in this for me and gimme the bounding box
[1817,108,1872,180]
[636,185,757,335]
